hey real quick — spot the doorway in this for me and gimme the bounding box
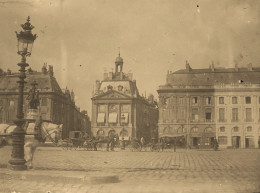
[245,137,254,148]
[232,136,240,148]
[192,137,200,147]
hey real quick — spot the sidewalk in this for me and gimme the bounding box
[0,168,119,184]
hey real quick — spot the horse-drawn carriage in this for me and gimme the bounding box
[59,131,97,151]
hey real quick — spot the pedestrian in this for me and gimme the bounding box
[173,139,176,152]
[141,137,145,149]
[121,137,125,150]
[160,138,165,152]
[213,138,218,151]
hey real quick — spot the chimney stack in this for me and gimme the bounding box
[186,60,191,72]
[248,63,253,71]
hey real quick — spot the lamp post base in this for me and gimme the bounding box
[8,119,27,171]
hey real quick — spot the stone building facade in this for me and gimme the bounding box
[91,54,158,141]
[0,64,91,139]
[158,62,260,148]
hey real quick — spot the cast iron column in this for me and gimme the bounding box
[8,55,29,170]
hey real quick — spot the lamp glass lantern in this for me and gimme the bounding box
[16,16,37,57]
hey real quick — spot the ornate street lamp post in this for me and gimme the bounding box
[8,16,37,170]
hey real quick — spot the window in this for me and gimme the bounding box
[205,97,211,105]
[220,127,225,132]
[206,113,211,121]
[98,104,106,113]
[246,126,252,132]
[179,97,184,105]
[218,136,227,145]
[9,100,14,107]
[245,97,251,104]
[219,108,225,122]
[219,97,224,104]
[178,107,185,120]
[0,100,3,106]
[120,113,129,125]
[191,108,199,121]
[246,108,252,122]
[232,97,238,104]
[41,98,47,106]
[97,113,105,123]
[232,108,238,122]
[192,97,198,104]
[108,113,118,123]
[233,127,239,132]
[259,97,260,104]
[191,127,198,132]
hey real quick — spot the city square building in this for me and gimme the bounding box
[158,62,260,148]
[91,54,158,141]
[0,64,91,139]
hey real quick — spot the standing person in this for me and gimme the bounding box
[173,139,176,152]
[140,137,145,150]
[121,137,125,150]
[214,138,218,151]
[160,138,165,152]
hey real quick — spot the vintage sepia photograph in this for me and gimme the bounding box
[0,0,259,192]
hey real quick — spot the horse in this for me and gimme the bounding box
[24,122,63,169]
[95,134,119,151]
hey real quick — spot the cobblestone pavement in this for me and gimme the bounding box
[0,146,259,193]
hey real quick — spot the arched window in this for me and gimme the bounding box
[97,129,105,136]
[220,127,225,132]
[233,126,239,132]
[191,127,198,133]
[246,126,252,132]
[177,127,184,133]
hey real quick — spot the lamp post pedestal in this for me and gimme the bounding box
[8,119,27,170]
[8,59,28,170]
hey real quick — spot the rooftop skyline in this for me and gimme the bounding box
[0,0,259,116]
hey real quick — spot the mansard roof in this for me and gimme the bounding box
[0,71,63,94]
[166,67,260,86]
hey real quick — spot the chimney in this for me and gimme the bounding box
[42,63,47,74]
[248,63,253,71]
[211,61,215,71]
[95,80,101,92]
[148,94,154,103]
[103,72,108,80]
[48,65,54,76]
[235,63,238,72]
[186,60,191,72]
[7,69,11,75]
[108,72,113,80]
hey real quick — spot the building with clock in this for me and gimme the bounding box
[158,61,260,149]
[91,54,158,142]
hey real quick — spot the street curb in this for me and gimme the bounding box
[0,169,119,184]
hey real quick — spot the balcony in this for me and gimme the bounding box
[245,119,253,122]
[218,119,227,123]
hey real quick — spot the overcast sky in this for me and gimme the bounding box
[0,0,259,117]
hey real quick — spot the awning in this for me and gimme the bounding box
[0,124,10,134]
[109,113,118,123]
[5,125,16,134]
[121,113,128,123]
[97,113,105,123]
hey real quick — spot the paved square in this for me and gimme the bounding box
[0,146,259,193]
